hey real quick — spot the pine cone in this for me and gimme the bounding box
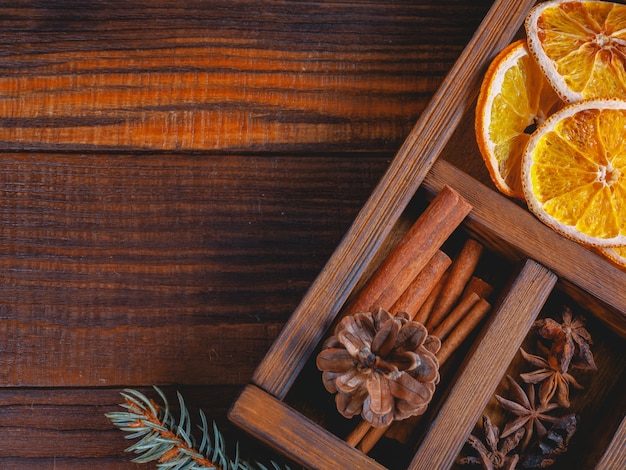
[316,308,440,427]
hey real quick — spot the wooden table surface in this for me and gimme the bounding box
[0,1,496,468]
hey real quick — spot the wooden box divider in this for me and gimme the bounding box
[229,384,388,470]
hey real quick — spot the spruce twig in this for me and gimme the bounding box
[106,386,291,470]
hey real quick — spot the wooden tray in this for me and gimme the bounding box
[229,0,626,468]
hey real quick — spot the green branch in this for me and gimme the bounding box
[106,387,291,470]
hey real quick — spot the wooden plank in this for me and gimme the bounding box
[0,387,181,460]
[409,259,557,469]
[423,159,626,335]
[0,459,142,470]
[229,384,387,470]
[0,153,386,386]
[1,321,281,386]
[252,0,538,399]
[0,386,271,468]
[0,1,492,153]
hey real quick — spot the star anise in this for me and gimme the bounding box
[496,375,560,450]
[316,308,440,427]
[533,306,596,372]
[518,348,583,408]
[457,414,523,470]
[520,413,578,468]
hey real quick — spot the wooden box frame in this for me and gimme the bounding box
[229,0,626,468]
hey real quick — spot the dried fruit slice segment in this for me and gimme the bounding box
[476,40,561,199]
[599,245,626,269]
[525,0,626,102]
[521,99,626,247]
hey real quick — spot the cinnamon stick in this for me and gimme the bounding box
[345,420,371,447]
[462,276,493,301]
[431,292,481,341]
[345,186,472,314]
[390,250,451,318]
[341,190,472,453]
[426,238,484,330]
[374,252,440,312]
[436,297,491,364]
[413,270,448,325]
[357,425,388,453]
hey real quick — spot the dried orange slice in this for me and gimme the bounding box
[521,99,626,247]
[599,245,626,269]
[525,0,626,102]
[476,40,562,199]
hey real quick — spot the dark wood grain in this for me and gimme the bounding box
[0,1,492,153]
[0,386,270,468]
[11,0,624,468]
[0,0,497,467]
[0,153,386,386]
[0,388,156,460]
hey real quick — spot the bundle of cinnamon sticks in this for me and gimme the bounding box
[338,186,495,453]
